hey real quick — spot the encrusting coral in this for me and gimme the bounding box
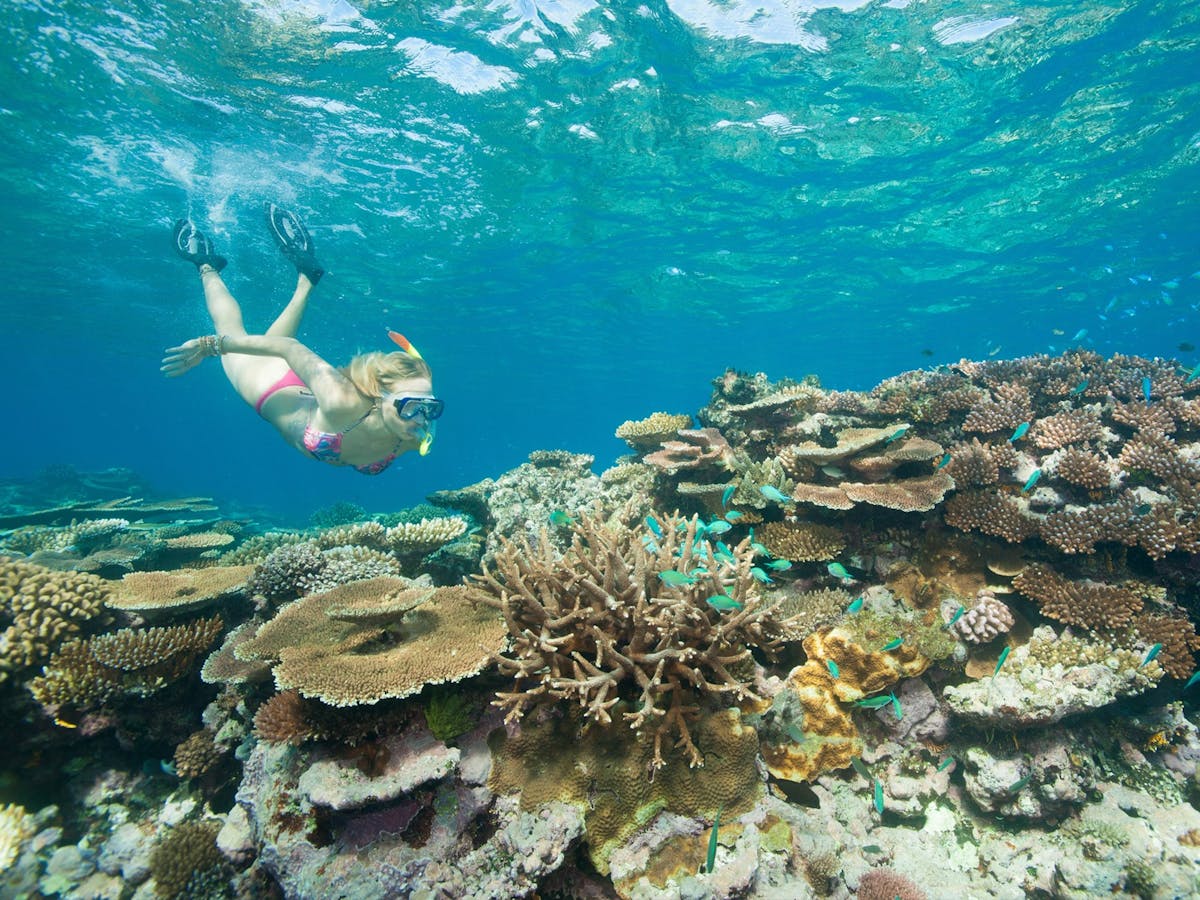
[471,506,783,769]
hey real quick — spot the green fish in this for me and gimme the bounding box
[1184,670,1200,690]
[704,807,721,874]
[827,659,840,679]
[937,756,956,773]
[1069,379,1089,396]
[759,485,791,503]
[862,844,883,854]
[1140,643,1163,667]
[890,692,902,721]
[880,637,904,652]
[851,757,871,780]
[658,570,696,587]
[549,510,575,525]
[847,595,864,613]
[873,779,884,814]
[751,541,770,556]
[1008,421,1030,443]
[936,452,952,470]
[705,594,743,612]
[883,426,909,444]
[714,542,736,564]
[645,515,664,538]
[994,645,1011,677]
[1143,376,1152,404]
[1133,503,1152,516]
[766,559,792,571]
[706,519,732,535]
[1021,469,1042,493]
[749,566,773,584]
[1188,367,1200,384]
[854,695,893,709]
[785,723,805,742]
[1007,773,1032,793]
[721,485,736,508]
[944,605,965,630]
[723,510,744,522]
[827,562,852,580]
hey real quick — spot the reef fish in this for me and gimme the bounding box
[706,519,732,535]
[936,452,952,470]
[549,510,575,525]
[880,637,904,652]
[847,595,864,613]
[827,659,840,679]
[1007,773,1033,793]
[854,695,893,709]
[937,756,956,772]
[1069,379,1089,396]
[827,562,853,581]
[704,808,721,874]
[645,515,664,538]
[1140,643,1163,667]
[994,645,1011,677]
[1143,376,1153,404]
[658,570,696,587]
[1184,671,1200,690]
[873,779,884,814]
[765,559,792,571]
[884,426,909,444]
[944,605,965,629]
[749,566,773,584]
[1021,469,1042,493]
[1188,367,1200,384]
[721,485,736,508]
[759,484,792,503]
[723,510,744,522]
[891,692,902,720]
[1008,422,1030,443]
[851,758,871,780]
[1071,328,1088,341]
[705,594,743,612]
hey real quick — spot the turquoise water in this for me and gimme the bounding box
[1,0,1197,523]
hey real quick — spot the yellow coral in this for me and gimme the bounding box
[0,803,32,872]
[107,566,255,616]
[614,412,693,447]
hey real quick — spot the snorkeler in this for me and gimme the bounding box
[162,205,441,475]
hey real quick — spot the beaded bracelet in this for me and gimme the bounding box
[197,334,227,357]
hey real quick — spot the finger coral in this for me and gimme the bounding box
[472,507,783,769]
[953,589,1015,644]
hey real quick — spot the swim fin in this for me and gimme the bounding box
[266,203,324,284]
[172,219,227,272]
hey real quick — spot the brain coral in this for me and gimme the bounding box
[0,560,109,686]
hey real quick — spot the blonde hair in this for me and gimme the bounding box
[340,351,433,399]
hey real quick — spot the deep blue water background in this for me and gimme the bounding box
[1,0,1198,526]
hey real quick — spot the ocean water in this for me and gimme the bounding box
[1,0,1198,524]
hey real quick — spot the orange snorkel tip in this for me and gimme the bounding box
[387,329,424,360]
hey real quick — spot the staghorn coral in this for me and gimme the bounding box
[200,620,270,685]
[149,820,226,900]
[757,520,846,562]
[472,507,782,769]
[237,579,505,707]
[1112,401,1177,435]
[216,531,305,566]
[384,517,469,553]
[962,383,1033,434]
[315,521,388,549]
[163,531,235,552]
[174,729,222,780]
[944,490,1037,543]
[614,412,693,448]
[0,559,109,685]
[643,427,737,473]
[29,616,223,709]
[107,566,254,617]
[952,589,1015,644]
[1012,564,1143,631]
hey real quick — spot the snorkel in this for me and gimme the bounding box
[387,330,437,456]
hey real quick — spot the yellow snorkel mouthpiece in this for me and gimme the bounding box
[418,421,436,456]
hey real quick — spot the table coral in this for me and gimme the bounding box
[472,507,782,769]
[107,566,254,617]
[615,412,693,448]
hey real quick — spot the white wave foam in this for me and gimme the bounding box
[664,0,869,50]
[933,16,1019,46]
[394,38,519,94]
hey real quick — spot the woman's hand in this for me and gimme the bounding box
[161,337,219,377]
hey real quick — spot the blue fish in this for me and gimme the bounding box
[749,566,773,584]
[1188,367,1200,384]
[851,757,871,780]
[759,485,791,504]
[549,510,575,526]
[1140,643,1163,668]
[707,519,732,535]
[847,596,864,614]
[1008,773,1033,793]
[827,562,852,581]
[645,516,664,539]
[854,695,893,709]
[723,510,744,522]
[1008,422,1030,443]
[714,541,735,564]
[705,594,743,612]
[884,426,909,444]
[994,645,1011,677]
[642,537,660,553]
[1071,328,1088,341]
[937,756,956,773]
[721,485,736,508]
[1143,376,1152,404]
[827,659,840,679]
[880,638,903,652]
[785,723,805,743]
[1021,469,1042,493]
[873,779,884,814]
[1069,379,1089,396]
[751,541,770,556]
[1184,671,1200,690]
[658,570,695,587]
[890,692,902,721]
[765,559,792,571]
[936,452,952,470]
[945,605,965,629]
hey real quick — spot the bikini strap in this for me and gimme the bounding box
[340,403,377,435]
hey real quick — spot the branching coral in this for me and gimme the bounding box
[757,521,845,562]
[1051,448,1115,491]
[471,507,783,769]
[1012,564,1144,631]
[1032,408,1104,449]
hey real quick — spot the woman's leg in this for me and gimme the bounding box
[265,273,315,338]
[199,267,289,407]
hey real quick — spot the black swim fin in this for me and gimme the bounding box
[266,203,324,285]
[172,219,227,272]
